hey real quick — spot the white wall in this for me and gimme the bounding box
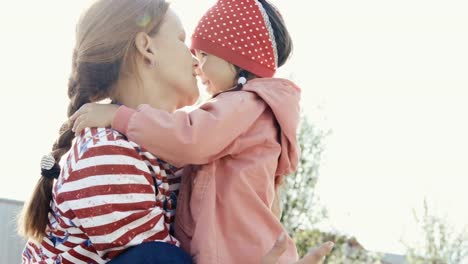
[0,199,26,264]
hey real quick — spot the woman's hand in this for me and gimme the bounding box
[69,103,120,136]
[261,233,334,264]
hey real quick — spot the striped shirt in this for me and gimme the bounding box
[22,127,180,264]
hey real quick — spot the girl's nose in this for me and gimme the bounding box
[195,67,202,76]
[194,64,202,77]
[192,57,201,76]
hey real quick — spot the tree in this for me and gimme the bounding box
[404,199,468,264]
[280,117,382,263]
[280,116,328,233]
[294,229,382,264]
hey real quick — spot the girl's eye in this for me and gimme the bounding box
[200,52,207,57]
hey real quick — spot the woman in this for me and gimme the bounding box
[19,0,332,263]
[20,0,197,262]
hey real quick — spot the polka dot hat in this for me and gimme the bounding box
[191,0,278,78]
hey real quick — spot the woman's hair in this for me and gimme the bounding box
[18,0,170,242]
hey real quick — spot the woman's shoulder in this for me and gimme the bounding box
[72,127,141,162]
[58,127,148,185]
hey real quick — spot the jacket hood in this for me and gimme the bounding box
[242,78,301,176]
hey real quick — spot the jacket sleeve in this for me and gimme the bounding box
[112,91,266,167]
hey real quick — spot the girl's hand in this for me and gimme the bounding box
[261,233,334,264]
[69,103,120,136]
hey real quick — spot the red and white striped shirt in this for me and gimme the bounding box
[22,127,180,264]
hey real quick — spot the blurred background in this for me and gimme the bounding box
[0,0,467,263]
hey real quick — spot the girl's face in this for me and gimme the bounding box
[194,50,237,95]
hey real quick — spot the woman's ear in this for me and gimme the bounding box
[135,32,156,68]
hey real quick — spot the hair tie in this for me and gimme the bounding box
[237,76,247,85]
[41,154,60,179]
[237,70,249,89]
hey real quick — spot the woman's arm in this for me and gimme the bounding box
[63,134,176,260]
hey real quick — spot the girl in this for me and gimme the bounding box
[71,0,303,263]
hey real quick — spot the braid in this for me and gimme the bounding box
[52,59,93,167]
[52,58,121,175]
[19,63,86,241]
[19,56,121,241]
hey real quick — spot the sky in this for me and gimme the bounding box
[1,0,468,256]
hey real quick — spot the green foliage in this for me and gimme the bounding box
[280,117,381,263]
[404,199,468,264]
[281,116,468,264]
[280,116,328,233]
[294,229,382,263]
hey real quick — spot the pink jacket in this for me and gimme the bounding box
[112,78,301,264]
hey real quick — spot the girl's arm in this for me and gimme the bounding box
[113,91,266,167]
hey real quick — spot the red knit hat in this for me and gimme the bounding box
[191,0,278,78]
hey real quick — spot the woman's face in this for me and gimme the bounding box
[148,9,200,107]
